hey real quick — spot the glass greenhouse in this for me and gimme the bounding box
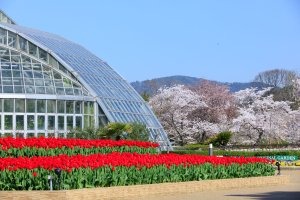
[0,10,171,150]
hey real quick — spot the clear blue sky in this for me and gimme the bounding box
[1,0,300,82]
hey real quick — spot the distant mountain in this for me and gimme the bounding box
[131,75,270,95]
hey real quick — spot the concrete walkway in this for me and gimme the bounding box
[130,170,300,200]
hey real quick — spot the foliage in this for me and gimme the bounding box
[254,69,297,87]
[99,122,128,140]
[67,127,102,140]
[99,122,149,141]
[123,123,149,141]
[205,131,232,147]
[264,86,300,110]
[141,91,151,102]
[67,122,149,142]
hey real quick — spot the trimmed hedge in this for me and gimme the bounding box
[166,150,300,157]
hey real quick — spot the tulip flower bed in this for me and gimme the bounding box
[0,137,158,157]
[0,152,275,190]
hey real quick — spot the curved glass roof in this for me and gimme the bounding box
[0,13,171,149]
[0,46,87,96]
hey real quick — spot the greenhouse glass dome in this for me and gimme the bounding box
[0,10,171,150]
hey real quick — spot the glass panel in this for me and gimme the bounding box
[26,99,36,113]
[47,116,55,130]
[3,99,14,112]
[66,101,73,114]
[3,86,13,93]
[37,100,46,113]
[90,102,94,114]
[28,42,38,57]
[75,116,82,129]
[75,101,81,114]
[0,116,1,129]
[58,116,64,130]
[21,55,31,63]
[11,55,21,63]
[53,72,62,79]
[99,116,108,127]
[56,88,65,95]
[16,115,24,130]
[98,105,105,115]
[84,102,88,114]
[27,115,35,130]
[38,48,48,62]
[13,70,22,78]
[0,28,7,45]
[89,116,94,128]
[14,86,24,93]
[45,87,55,94]
[63,78,72,87]
[47,100,56,113]
[67,116,73,130]
[32,63,42,71]
[15,99,25,112]
[35,79,44,86]
[25,86,35,94]
[24,71,33,78]
[49,55,58,68]
[4,115,13,130]
[57,100,65,113]
[65,88,74,95]
[18,36,28,52]
[84,115,89,128]
[2,70,12,77]
[37,115,45,130]
[0,99,2,112]
[7,31,17,48]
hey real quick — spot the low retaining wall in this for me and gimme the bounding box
[0,175,289,200]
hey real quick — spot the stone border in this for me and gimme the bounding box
[0,175,289,200]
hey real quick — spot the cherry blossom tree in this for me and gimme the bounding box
[149,85,204,145]
[150,82,300,146]
[188,81,238,142]
[149,82,238,145]
[231,88,300,144]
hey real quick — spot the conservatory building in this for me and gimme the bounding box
[0,10,171,149]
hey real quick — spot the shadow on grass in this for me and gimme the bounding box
[226,191,300,200]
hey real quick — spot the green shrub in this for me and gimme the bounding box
[123,123,149,141]
[67,122,149,141]
[205,131,232,147]
[165,150,300,157]
[67,127,102,139]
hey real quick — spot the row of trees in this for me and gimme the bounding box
[149,70,300,146]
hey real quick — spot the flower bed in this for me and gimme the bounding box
[0,137,158,157]
[0,152,274,190]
